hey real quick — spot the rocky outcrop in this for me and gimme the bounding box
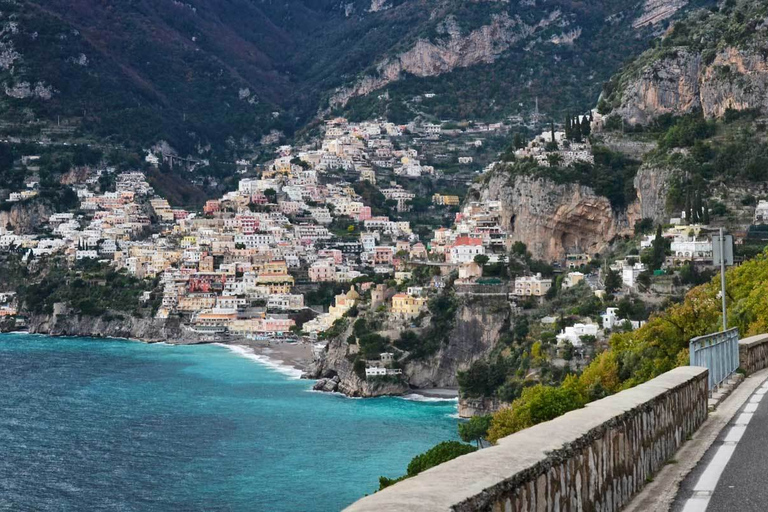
[25,306,206,344]
[329,12,551,107]
[613,47,768,125]
[0,199,54,234]
[405,295,510,389]
[308,294,511,397]
[458,395,506,418]
[479,173,629,261]
[633,0,688,28]
[629,163,676,224]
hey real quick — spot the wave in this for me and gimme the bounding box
[305,389,364,399]
[214,343,304,380]
[399,393,459,403]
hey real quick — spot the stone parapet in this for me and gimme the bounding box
[738,333,768,375]
[345,366,708,512]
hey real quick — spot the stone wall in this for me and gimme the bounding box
[345,366,709,512]
[739,334,768,375]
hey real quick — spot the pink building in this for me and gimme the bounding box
[356,206,372,221]
[309,260,337,282]
[318,249,343,265]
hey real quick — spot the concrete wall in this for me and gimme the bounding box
[345,366,709,512]
[739,333,768,375]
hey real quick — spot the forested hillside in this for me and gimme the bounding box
[2,0,712,157]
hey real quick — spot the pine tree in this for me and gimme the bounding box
[692,192,702,224]
[684,193,692,224]
[573,116,582,142]
[651,225,666,271]
[581,115,591,137]
[703,201,711,224]
[550,121,556,147]
[565,115,572,140]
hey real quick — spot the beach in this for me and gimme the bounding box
[216,338,315,378]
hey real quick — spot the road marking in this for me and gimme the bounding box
[692,444,737,492]
[680,378,768,512]
[724,426,746,443]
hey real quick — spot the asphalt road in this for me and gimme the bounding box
[674,377,768,512]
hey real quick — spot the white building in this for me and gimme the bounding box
[670,236,712,261]
[556,323,598,347]
[601,307,643,331]
[622,262,647,289]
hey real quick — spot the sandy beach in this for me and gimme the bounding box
[221,338,315,375]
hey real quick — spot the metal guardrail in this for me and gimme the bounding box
[689,328,740,392]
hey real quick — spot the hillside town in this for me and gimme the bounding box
[0,114,763,369]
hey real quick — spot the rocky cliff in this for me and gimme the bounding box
[330,13,538,108]
[307,294,511,397]
[475,163,674,261]
[0,199,54,234]
[24,305,205,344]
[607,2,768,124]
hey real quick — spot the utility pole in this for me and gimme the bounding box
[719,227,727,332]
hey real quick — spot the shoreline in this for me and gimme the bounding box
[1,330,460,401]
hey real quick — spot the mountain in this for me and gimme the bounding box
[2,0,711,156]
[598,0,768,125]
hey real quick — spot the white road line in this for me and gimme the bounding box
[682,496,711,512]
[693,444,737,492]
[724,426,747,443]
[681,378,768,512]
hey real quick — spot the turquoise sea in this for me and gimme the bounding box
[0,333,459,511]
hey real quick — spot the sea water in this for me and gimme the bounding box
[0,334,459,511]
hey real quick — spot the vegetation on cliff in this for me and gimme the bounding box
[487,248,768,443]
[378,441,477,491]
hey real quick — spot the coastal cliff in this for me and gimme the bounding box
[308,294,511,397]
[23,305,205,344]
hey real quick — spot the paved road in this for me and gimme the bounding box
[674,376,768,512]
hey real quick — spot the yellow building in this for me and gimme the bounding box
[432,194,461,206]
[178,295,217,312]
[391,293,427,319]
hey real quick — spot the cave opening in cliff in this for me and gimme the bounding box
[509,215,516,233]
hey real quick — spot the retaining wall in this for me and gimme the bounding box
[739,333,768,375]
[345,366,709,512]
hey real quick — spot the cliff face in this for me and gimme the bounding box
[405,295,509,389]
[612,47,768,125]
[330,13,534,108]
[25,307,204,344]
[308,295,511,397]
[0,200,54,234]
[479,173,626,261]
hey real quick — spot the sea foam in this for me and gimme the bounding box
[214,343,304,380]
[399,393,459,403]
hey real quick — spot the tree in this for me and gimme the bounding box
[650,225,666,270]
[513,133,525,149]
[573,116,582,142]
[474,254,490,267]
[263,188,277,203]
[581,115,591,137]
[458,415,493,447]
[550,121,557,148]
[604,268,622,294]
[565,114,572,140]
[379,441,477,490]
